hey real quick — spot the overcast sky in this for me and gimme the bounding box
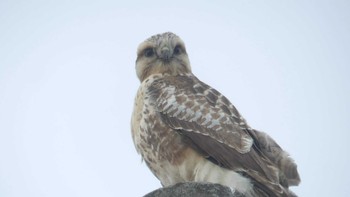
[0,0,349,196]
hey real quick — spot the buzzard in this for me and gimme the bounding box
[131,32,300,197]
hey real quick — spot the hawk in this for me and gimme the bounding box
[131,32,300,197]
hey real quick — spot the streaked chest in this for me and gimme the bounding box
[131,75,186,163]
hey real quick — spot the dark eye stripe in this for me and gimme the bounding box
[144,48,154,57]
[174,45,181,55]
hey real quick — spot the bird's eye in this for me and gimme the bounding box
[174,45,181,55]
[144,48,154,57]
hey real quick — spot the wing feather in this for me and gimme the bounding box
[147,75,298,196]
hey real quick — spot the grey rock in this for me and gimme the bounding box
[144,182,245,197]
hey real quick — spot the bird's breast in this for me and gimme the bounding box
[131,75,188,165]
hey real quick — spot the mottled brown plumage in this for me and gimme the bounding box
[131,32,300,197]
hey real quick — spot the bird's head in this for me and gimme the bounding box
[135,32,192,82]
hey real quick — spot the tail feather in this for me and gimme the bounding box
[250,129,301,186]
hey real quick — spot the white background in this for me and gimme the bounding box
[1,0,349,196]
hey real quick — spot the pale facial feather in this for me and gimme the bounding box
[135,32,192,82]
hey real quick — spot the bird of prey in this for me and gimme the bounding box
[131,32,300,197]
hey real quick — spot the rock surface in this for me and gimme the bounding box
[144,182,245,197]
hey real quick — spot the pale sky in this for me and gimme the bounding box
[0,0,349,196]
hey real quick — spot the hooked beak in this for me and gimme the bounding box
[160,46,172,61]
